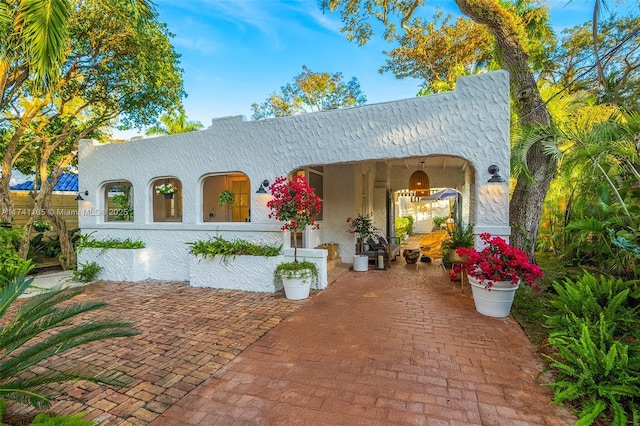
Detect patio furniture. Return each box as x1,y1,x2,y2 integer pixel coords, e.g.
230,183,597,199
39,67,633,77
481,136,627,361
358,235,401,268
418,230,449,271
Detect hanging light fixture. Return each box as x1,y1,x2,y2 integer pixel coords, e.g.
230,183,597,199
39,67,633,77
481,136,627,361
408,160,430,197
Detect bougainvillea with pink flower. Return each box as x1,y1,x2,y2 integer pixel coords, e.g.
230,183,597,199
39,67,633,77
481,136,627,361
267,175,322,262
453,233,543,290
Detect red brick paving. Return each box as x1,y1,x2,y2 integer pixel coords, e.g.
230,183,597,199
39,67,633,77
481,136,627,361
153,264,576,425
4,281,307,425
6,264,576,425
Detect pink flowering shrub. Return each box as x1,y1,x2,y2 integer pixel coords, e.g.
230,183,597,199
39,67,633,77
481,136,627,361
453,233,543,290
267,175,322,262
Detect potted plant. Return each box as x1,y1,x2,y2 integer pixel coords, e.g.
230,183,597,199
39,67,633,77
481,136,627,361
442,222,475,280
218,189,235,205
346,212,379,271
267,175,322,300
155,183,176,199
32,220,52,233
454,233,543,317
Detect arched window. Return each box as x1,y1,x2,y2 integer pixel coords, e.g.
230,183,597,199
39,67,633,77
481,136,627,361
152,178,182,222
104,181,133,222
202,173,250,222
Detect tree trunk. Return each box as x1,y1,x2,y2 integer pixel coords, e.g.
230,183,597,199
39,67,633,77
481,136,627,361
454,0,556,256
0,174,13,223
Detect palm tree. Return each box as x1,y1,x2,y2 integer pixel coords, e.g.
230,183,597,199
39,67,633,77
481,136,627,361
0,274,139,408
146,110,204,135
0,0,154,92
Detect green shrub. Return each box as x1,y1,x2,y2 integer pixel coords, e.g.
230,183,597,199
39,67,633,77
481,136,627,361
546,319,640,425
546,271,639,341
186,236,282,263
0,227,34,287
395,216,414,241
77,233,144,252
545,271,640,424
29,412,93,425
73,261,103,283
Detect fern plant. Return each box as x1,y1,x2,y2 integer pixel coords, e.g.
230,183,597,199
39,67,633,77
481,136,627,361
73,261,104,283
546,319,640,425
0,274,139,409
546,272,639,341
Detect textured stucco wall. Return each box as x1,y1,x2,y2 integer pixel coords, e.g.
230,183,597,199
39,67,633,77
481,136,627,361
78,71,511,283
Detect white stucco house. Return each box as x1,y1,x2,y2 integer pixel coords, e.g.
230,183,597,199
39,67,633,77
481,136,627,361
76,71,511,291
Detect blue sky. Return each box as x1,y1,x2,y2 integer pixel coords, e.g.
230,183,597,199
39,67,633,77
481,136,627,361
116,0,638,139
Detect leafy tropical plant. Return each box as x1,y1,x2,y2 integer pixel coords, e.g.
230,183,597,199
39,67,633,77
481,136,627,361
347,212,378,239
218,190,235,206
274,260,318,280
73,261,104,283
432,215,449,231
25,412,93,425
545,319,640,425
186,236,282,263
0,274,139,409
394,216,414,241
546,271,639,341
145,109,204,135
442,221,475,259
0,228,32,288
77,233,145,252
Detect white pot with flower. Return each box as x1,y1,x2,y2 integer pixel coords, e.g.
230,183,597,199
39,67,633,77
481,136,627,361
454,233,544,317
155,183,176,199
267,175,322,300
346,212,379,272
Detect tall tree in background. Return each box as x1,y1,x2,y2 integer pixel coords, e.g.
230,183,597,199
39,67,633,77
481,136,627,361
322,0,564,254
251,66,366,120
146,109,204,135
0,0,184,267
553,16,640,112
0,0,154,91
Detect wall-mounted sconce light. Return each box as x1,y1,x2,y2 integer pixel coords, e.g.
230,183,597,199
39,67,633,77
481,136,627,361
75,190,89,201
487,165,506,183
256,179,270,194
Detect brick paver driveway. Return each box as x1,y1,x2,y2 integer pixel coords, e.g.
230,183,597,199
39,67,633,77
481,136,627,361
5,264,576,425
5,281,308,425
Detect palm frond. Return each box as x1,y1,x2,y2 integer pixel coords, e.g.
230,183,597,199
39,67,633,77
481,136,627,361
512,124,563,180
15,0,71,88
0,275,139,409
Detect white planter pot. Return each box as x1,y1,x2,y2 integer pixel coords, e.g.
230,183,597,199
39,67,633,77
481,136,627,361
468,275,519,318
352,255,369,272
282,273,312,300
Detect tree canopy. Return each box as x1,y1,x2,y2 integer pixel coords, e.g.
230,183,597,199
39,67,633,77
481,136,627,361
146,109,204,136
251,66,366,120
0,0,185,266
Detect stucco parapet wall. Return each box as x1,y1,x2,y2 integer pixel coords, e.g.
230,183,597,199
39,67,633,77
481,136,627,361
77,71,509,196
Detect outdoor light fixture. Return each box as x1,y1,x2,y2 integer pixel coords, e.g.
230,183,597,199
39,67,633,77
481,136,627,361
256,179,270,194
487,165,506,183
75,190,88,201
408,160,430,197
